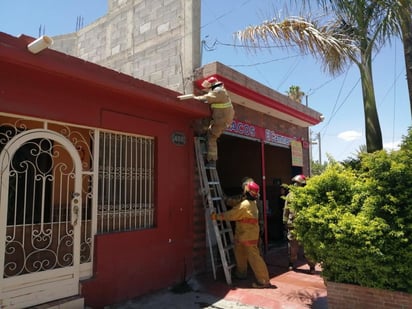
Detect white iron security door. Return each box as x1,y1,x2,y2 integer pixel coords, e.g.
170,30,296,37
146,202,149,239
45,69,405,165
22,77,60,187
0,129,82,308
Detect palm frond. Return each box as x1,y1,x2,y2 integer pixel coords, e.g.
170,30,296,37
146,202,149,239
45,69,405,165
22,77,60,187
236,16,358,75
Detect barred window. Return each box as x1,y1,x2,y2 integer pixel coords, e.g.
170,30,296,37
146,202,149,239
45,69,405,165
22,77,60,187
97,131,155,233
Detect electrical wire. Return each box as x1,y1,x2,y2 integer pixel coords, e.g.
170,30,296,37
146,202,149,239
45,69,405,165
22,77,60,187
320,77,361,136
201,0,254,29
276,57,300,90
213,39,297,50
227,54,301,67
320,69,350,134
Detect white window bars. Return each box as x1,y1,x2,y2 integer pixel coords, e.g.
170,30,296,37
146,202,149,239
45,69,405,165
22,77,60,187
97,131,155,233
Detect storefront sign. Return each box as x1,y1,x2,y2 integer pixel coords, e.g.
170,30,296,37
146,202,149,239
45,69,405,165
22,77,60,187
290,140,303,167
264,129,291,147
226,120,295,147
227,120,257,139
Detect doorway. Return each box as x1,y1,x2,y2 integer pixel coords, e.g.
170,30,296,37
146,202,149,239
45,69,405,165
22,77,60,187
0,129,82,307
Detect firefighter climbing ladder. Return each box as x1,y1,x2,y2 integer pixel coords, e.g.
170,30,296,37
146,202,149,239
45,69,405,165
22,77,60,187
194,137,236,285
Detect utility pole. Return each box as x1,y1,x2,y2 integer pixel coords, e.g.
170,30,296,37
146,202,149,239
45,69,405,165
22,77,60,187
309,129,313,176
317,132,322,164
310,131,322,164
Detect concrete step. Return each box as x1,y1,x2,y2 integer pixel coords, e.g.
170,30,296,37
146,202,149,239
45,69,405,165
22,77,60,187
29,296,84,309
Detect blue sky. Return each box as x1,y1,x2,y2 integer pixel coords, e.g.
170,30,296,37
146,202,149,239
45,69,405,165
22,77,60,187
1,1,410,162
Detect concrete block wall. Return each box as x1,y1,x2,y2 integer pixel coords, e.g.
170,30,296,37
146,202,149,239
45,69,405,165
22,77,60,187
52,0,201,94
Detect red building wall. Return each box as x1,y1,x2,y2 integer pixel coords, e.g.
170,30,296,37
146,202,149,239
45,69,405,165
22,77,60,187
0,33,209,307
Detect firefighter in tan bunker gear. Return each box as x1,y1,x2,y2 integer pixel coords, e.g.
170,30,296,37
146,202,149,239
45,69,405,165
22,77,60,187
194,76,234,162
223,177,256,208
211,181,276,289
283,174,316,274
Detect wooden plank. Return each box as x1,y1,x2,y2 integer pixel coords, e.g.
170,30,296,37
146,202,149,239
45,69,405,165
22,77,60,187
177,94,195,100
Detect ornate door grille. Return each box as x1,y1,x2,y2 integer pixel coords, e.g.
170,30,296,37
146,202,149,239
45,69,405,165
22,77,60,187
3,137,76,277
0,116,94,279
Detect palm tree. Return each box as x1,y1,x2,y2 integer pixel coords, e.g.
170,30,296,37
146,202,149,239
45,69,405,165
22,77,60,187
399,1,412,118
380,0,412,118
286,85,305,104
236,0,401,153
332,0,412,117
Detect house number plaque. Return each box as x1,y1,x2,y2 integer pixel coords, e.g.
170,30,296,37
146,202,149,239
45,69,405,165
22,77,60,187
171,132,186,145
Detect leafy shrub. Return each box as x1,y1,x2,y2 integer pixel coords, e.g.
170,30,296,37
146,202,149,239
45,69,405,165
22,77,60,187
289,128,412,293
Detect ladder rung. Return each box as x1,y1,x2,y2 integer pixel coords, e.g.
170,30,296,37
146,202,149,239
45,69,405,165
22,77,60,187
219,228,232,234
208,181,220,185
215,259,235,267
211,197,222,201
224,244,235,251
216,263,236,269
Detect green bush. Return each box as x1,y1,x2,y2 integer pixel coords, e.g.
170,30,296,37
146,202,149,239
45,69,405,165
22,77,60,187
289,128,412,293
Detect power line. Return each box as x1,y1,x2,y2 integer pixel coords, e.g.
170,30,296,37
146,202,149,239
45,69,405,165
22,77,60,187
201,39,304,66
201,38,299,58
320,77,360,137
276,57,300,90
228,54,301,67
327,70,350,124
212,39,297,50
201,0,254,29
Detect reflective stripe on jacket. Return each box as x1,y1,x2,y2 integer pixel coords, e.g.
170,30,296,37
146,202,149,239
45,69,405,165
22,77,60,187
211,102,232,109
220,199,260,245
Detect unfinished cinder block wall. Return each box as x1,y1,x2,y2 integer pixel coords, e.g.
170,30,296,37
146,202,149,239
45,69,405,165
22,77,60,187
51,0,201,94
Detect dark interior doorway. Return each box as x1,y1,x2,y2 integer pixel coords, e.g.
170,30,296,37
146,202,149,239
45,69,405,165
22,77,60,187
217,134,294,244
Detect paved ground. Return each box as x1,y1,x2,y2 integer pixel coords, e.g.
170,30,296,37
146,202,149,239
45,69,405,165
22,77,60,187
107,243,328,309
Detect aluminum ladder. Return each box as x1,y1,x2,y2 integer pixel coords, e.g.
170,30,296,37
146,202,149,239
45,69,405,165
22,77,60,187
194,137,236,285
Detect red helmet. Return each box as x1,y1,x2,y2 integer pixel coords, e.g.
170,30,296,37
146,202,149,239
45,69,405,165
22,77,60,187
241,177,254,190
206,76,219,84
246,181,260,198
201,76,223,89
292,174,306,185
